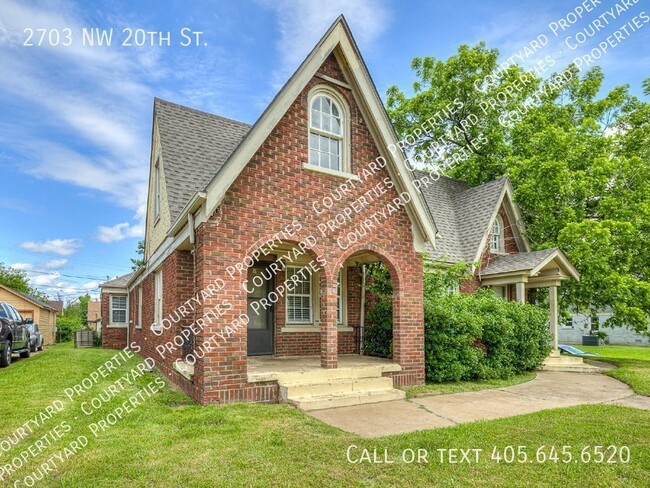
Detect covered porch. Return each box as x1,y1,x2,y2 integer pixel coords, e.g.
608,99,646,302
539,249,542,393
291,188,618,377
481,248,579,352
480,248,598,371
245,241,423,378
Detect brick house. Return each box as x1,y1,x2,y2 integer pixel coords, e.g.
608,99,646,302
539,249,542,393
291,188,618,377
100,17,581,408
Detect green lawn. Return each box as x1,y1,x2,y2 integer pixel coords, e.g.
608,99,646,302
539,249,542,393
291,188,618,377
402,372,536,399
581,345,650,396
1,344,649,487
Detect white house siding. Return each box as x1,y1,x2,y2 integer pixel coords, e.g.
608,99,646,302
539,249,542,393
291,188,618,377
559,312,650,346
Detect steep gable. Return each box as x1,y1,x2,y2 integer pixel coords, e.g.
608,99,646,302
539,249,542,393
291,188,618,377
417,172,529,263
200,16,438,247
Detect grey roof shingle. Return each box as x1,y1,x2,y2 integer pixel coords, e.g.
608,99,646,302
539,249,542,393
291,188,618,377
481,248,558,276
415,171,507,263
155,98,251,224
100,272,134,288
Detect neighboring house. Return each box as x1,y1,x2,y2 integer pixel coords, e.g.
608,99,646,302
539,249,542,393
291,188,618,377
99,273,134,349
99,17,579,407
87,300,102,329
0,284,58,345
560,310,650,346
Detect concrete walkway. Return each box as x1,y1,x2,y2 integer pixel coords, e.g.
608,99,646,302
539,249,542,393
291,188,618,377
308,371,650,437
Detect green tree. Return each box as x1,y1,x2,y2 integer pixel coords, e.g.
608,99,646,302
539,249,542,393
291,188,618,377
131,240,145,270
0,262,49,301
389,45,650,334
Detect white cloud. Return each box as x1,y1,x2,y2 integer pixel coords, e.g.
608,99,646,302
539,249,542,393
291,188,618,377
96,222,143,243
43,259,68,270
10,262,33,271
31,272,61,287
82,281,99,291
20,238,82,256
259,0,390,84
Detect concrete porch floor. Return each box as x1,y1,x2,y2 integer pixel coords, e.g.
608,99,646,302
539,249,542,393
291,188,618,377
247,354,400,383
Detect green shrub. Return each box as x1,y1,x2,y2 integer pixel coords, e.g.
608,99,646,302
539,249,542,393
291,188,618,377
424,296,482,381
363,298,393,358
56,316,83,343
424,291,550,382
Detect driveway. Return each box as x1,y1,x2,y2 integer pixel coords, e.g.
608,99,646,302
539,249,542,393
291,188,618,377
308,371,650,437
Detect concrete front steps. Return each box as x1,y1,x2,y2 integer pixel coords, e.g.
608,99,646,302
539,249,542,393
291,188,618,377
540,351,603,373
275,364,405,411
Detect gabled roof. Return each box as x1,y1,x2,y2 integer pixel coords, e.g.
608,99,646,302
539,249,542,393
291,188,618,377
152,16,438,247
481,247,580,280
155,99,251,223
47,300,63,312
100,272,134,289
417,171,514,262
0,284,57,311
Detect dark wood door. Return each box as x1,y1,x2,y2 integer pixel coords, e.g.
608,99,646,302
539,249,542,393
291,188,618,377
247,266,274,355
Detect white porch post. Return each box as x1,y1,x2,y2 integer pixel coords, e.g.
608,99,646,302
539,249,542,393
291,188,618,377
549,284,559,353
515,282,526,304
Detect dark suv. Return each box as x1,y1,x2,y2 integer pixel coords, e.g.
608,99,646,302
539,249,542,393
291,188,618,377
0,302,31,367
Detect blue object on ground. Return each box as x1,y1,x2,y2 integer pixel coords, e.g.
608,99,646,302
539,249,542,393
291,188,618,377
559,344,602,357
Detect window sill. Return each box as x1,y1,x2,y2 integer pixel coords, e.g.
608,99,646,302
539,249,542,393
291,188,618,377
302,163,359,180
107,324,128,328
281,325,352,333
490,251,509,256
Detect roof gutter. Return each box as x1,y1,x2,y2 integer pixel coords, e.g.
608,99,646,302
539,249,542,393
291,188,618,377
168,191,206,237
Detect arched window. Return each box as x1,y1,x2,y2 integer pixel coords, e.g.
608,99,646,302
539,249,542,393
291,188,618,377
490,215,504,252
309,92,345,171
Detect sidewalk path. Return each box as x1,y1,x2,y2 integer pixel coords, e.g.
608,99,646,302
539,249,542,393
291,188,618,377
308,371,650,437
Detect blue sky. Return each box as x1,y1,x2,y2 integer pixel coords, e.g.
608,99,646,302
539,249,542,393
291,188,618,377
0,0,648,302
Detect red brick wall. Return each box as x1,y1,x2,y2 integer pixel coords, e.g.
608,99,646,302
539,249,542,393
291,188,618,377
127,250,204,402
100,293,128,349
102,326,127,349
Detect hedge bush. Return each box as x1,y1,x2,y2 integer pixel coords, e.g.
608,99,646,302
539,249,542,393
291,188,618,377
425,290,550,382
56,316,83,343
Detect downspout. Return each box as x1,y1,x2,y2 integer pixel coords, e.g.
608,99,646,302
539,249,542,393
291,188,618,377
359,264,366,355
126,289,130,349
188,212,197,363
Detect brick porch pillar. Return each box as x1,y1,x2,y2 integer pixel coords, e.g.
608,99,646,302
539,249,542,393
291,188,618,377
320,273,338,368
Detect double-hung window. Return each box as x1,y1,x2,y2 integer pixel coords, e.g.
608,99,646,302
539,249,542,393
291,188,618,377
309,94,343,171
286,267,312,324
111,296,127,324
490,215,504,252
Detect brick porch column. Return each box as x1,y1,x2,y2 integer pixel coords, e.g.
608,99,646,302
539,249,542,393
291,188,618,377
320,275,338,369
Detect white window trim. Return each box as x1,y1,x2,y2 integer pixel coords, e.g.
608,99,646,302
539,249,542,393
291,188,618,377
490,215,505,253
337,267,347,326
282,268,351,332
154,270,163,329
154,157,161,222
137,286,143,329
109,294,128,327
285,266,313,325
306,86,351,175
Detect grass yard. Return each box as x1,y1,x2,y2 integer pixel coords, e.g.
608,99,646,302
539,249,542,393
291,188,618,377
0,344,649,487
402,372,536,399
581,345,650,396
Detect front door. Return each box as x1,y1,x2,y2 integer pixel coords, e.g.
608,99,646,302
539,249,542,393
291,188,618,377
247,265,274,355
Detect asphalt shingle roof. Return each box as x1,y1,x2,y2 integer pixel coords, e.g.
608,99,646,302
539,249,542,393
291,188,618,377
415,171,507,263
0,285,57,311
481,248,558,276
101,272,135,288
155,98,251,224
